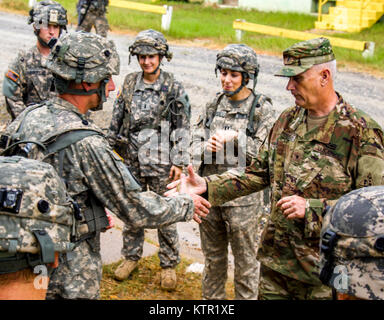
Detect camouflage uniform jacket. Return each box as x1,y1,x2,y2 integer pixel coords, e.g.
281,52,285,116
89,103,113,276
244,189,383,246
5,97,194,240
205,93,384,285
108,70,190,177
192,90,275,206
3,45,57,120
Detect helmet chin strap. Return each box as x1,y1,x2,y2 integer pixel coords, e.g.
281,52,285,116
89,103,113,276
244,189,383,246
35,27,65,49
54,76,109,111
223,72,248,97
149,56,162,75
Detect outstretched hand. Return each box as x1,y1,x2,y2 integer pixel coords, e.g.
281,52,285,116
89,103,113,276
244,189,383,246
165,164,207,196
165,164,210,223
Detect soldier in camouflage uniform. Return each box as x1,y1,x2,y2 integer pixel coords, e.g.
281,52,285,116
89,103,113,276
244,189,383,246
191,44,276,300
2,0,67,120
76,0,109,38
167,37,384,299
108,29,190,290
319,186,384,300
2,31,202,299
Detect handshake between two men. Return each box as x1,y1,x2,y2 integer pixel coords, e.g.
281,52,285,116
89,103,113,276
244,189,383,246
165,127,308,224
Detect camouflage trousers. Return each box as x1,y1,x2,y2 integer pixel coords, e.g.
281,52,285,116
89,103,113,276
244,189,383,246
77,11,109,38
46,239,102,300
121,175,180,269
258,265,332,300
199,204,265,300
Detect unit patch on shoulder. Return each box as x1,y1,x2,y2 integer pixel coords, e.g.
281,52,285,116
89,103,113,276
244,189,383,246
5,70,19,83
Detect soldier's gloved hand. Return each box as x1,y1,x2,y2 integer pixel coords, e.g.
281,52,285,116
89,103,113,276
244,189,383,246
276,195,307,219
206,129,238,152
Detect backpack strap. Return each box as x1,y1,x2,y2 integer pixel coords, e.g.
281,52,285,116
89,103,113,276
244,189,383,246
246,92,272,138
119,72,140,136
204,92,225,129
45,129,102,178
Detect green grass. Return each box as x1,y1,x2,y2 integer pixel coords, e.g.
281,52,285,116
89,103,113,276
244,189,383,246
101,254,235,300
1,0,383,75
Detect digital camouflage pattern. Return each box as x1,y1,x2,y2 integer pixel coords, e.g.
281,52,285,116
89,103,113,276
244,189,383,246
275,37,335,77
46,240,102,299
76,0,109,38
3,46,57,120
47,31,119,83
191,73,276,298
216,44,259,80
0,156,74,255
320,186,384,300
4,97,194,298
199,205,261,299
108,70,190,176
28,0,68,29
128,29,173,62
205,93,384,288
109,35,188,270
121,176,180,269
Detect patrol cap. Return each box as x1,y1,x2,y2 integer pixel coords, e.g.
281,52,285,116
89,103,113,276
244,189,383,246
320,186,384,300
275,37,335,77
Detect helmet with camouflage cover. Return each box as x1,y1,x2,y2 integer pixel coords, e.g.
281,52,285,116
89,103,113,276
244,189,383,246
28,0,67,30
47,31,120,109
128,29,173,64
319,186,384,300
0,156,75,274
216,44,260,95
28,0,68,49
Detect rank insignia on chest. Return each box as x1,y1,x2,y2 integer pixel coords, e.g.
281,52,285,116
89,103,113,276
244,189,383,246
6,69,19,83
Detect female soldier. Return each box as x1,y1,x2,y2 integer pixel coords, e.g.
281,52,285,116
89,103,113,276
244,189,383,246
108,29,190,290
191,44,276,299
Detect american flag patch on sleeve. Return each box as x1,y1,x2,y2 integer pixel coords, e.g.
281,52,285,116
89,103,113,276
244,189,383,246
5,70,19,83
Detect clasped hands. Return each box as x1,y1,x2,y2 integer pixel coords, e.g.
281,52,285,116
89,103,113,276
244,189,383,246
165,164,210,223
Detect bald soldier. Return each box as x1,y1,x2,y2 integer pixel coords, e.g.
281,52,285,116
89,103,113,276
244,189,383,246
166,37,384,300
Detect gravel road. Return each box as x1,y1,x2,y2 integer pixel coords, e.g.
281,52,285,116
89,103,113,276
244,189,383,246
0,11,383,269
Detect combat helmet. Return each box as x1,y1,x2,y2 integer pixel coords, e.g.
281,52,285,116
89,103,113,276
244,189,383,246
216,44,260,96
47,31,120,110
28,0,67,32
128,29,173,64
28,0,68,49
319,186,384,300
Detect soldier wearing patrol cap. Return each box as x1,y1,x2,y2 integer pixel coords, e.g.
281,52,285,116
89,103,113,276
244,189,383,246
191,44,276,300
319,186,384,300
108,29,190,290
2,0,68,121
166,37,384,299
3,31,207,300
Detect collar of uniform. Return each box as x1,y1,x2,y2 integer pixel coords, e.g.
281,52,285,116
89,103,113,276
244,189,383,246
301,92,344,144
51,96,86,117
135,69,164,92
31,45,44,66
222,91,254,114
